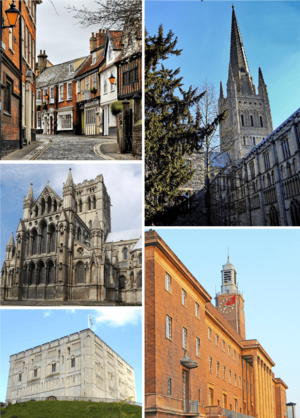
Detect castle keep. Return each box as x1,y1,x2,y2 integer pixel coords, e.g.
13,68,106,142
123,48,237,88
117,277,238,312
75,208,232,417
6,329,137,403
1,170,142,305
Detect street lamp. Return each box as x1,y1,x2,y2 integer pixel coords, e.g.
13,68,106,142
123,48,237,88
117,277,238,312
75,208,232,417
0,0,21,160
44,92,49,102
180,350,198,369
286,403,296,418
108,73,116,85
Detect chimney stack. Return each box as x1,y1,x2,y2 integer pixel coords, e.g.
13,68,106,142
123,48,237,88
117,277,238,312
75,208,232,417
90,33,97,53
37,50,48,75
96,29,106,48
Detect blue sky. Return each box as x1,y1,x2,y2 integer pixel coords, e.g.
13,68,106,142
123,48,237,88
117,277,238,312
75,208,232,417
0,163,142,268
149,228,300,411
0,308,142,403
146,1,300,131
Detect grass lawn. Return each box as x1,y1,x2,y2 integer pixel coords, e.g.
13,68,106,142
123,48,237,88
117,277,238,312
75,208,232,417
0,400,142,418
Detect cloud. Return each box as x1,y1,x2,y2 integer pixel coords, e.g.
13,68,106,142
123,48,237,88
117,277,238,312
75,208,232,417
66,309,76,314
43,311,51,317
93,308,142,327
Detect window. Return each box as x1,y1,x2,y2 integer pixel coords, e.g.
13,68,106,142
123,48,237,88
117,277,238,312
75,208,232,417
196,337,200,357
208,388,214,406
34,368,37,377
208,328,211,341
216,361,219,377
86,76,90,90
250,115,254,126
29,32,32,66
71,357,75,368
253,137,256,145
264,152,270,171
123,247,128,260
182,327,187,349
110,71,115,92
76,262,84,284
92,73,97,89
37,112,41,129
166,315,172,339
165,273,171,292
209,356,212,373
215,334,219,346
241,114,244,126
167,378,172,396
238,354,240,364
104,74,107,94
9,27,13,50
195,302,199,318
37,89,41,100
260,116,263,127
19,373,22,381
282,139,290,160
243,136,246,145
59,84,64,102
92,52,96,65
239,376,241,389
250,162,255,180
233,350,236,360
50,86,54,103
223,394,227,409
123,67,138,85
77,80,81,93
223,365,226,381
228,346,231,357
25,26,28,61
229,369,232,384
67,82,72,100
69,63,74,73
3,77,12,114
182,289,186,306
52,363,56,373
234,373,237,386
61,114,72,129
222,340,225,352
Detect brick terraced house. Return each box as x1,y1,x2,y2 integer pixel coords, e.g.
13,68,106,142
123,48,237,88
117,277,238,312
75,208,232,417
1,0,42,157
5,328,137,403
145,230,288,418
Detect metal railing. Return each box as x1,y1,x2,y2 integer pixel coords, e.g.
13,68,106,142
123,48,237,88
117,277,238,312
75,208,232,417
9,396,141,407
223,408,253,418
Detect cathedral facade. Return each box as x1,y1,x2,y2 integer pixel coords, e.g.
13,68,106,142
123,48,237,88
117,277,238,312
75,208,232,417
6,329,137,403
1,170,142,305
145,230,288,418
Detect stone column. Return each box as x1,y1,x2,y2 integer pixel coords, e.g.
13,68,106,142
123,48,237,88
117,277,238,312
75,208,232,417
259,359,263,418
253,356,260,418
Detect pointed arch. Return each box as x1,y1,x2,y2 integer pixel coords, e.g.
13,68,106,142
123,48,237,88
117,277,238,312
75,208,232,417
93,196,96,210
137,270,142,288
290,200,300,226
37,261,46,285
123,247,128,260
28,262,36,285
79,200,83,212
32,229,38,255
40,221,47,254
48,260,55,284
47,196,52,213
77,227,82,241
34,206,39,217
49,224,56,253
269,205,279,226
76,261,85,284
119,275,125,290
87,196,91,211
89,220,92,230
41,198,46,215
53,200,57,212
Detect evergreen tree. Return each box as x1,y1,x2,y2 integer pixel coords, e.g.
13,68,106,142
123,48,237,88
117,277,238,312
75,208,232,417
145,25,225,225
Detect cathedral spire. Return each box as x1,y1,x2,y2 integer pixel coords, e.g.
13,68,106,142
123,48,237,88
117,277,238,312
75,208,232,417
65,168,74,186
229,6,250,81
220,81,224,99
25,183,34,201
258,67,265,85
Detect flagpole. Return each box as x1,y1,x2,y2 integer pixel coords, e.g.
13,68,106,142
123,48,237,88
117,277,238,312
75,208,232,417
88,314,90,329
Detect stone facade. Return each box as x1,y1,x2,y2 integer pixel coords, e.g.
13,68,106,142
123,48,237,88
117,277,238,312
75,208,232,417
145,230,288,418
6,328,137,403
1,170,142,305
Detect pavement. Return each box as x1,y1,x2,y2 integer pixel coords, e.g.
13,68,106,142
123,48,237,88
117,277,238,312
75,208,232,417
1,134,136,161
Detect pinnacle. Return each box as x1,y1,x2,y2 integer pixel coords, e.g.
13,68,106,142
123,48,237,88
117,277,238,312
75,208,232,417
258,67,265,85
229,6,250,79
25,183,34,201
220,81,224,99
65,168,74,187
92,213,101,230
7,233,15,247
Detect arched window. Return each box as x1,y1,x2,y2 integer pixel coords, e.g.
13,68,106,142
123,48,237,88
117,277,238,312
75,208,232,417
28,263,35,285
93,196,96,209
123,248,128,260
38,262,46,285
88,197,91,211
262,176,265,188
241,115,244,126
41,222,47,254
281,165,285,180
139,253,142,265
77,227,82,241
32,229,38,255
137,271,142,288
41,199,45,215
76,262,84,284
260,116,263,127
71,356,75,368
293,158,298,175
79,200,83,212
253,137,255,146
250,116,253,126
34,206,39,217
271,171,275,185
48,260,55,284
269,206,279,226
47,196,52,213
67,347,70,355
267,173,271,187
290,200,300,226
53,200,57,212
119,276,125,290
49,225,56,253
89,220,92,230
287,162,292,178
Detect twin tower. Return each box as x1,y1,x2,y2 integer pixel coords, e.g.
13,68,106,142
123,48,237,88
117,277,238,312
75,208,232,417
219,6,274,163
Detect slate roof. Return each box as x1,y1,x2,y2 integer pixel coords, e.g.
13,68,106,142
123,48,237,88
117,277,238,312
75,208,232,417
36,57,88,88
105,229,141,244
132,237,142,251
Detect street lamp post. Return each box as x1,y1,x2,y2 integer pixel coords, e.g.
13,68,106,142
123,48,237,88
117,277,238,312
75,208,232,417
286,403,296,418
0,0,21,159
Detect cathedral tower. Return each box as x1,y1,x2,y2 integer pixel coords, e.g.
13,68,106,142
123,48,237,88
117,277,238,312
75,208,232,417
219,6,273,163
216,255,246,339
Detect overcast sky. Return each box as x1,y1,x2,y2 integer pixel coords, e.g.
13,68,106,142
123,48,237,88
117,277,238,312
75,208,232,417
0,308,142,403
0,162,142,267
36,0,106,64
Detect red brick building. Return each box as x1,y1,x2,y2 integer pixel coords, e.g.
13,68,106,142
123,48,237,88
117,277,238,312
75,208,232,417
145,230,288,418
1,0,42,157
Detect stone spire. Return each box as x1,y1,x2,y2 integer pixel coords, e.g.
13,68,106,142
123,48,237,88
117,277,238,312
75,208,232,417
7,233,15,247
220,81,224,99
229,6,250,80
65,168,74,186
258,67,265,85
25,183,34,201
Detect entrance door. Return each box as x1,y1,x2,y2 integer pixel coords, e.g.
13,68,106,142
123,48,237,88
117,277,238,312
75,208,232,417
182,370,189,412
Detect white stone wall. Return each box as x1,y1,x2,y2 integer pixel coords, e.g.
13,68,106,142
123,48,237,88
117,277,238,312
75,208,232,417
6,329,137,404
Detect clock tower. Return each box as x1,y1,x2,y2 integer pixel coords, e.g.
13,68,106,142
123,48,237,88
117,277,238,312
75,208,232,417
216,256,246,340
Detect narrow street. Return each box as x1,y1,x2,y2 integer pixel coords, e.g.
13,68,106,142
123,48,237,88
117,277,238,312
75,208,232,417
2,135,135,161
